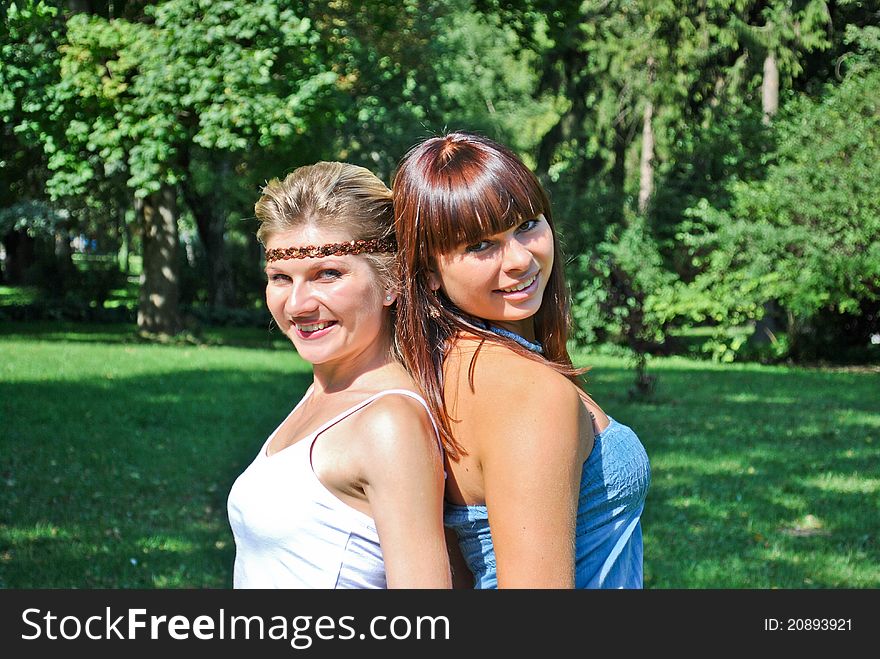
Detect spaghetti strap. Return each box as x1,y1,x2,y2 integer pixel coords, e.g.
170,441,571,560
310,389,444,457
373,390,444,456
262,384,314,451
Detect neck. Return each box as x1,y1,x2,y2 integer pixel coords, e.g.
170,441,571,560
310,337,398,396
492,319,537,342
475,318,544,354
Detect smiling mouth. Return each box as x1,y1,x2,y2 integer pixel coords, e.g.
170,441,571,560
497,274,538,293
295,321,336,334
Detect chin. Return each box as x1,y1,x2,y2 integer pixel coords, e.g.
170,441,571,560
298,354,330,367
289,342,322,360
506,304,542,320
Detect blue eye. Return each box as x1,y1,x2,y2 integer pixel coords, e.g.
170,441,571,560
464,240,492,253
268,273,290,282
318,269,342,279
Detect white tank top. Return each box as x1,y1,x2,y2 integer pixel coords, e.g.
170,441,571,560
227,388,440,589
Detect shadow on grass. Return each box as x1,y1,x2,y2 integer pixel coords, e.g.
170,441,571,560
1,329,878,588
0,367,312,588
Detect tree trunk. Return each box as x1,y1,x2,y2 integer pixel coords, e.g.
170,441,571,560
610,124,628,226
182,184,235,309
54,223,76,289
762,51,779,125
119,207,130,274
246,227,262,266
2,230,36,284
180,152,236,309
756,50,781,344
205,212,235,308
67,0,92,13
638,99,655,215
137,184,181,335
536,117,566,179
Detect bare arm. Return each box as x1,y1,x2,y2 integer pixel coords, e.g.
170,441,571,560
359,396,452,589
467,354,586,588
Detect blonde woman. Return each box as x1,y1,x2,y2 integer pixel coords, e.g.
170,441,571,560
227,162,451,588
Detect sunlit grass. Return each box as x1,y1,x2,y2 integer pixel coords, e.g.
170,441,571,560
573,346,879,589
0,286,40,305
1,522,74,543
804,474,880,495
1,322,878,588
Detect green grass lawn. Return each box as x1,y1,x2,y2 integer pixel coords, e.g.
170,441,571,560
1,322,878,588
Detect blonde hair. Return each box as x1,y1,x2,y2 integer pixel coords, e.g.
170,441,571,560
255,162,396,293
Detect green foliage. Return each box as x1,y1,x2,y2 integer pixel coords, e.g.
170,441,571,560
0,1,64,222
652,102,771,251
0,1,62,138
0,199,66,236
308,0,446,176
47,1,338,199
841,21,880,74
2,1,877,365
729,0,832,78
571,216,680,396
431,2,555,154
306,0,550,180
572,217,675,350
676,39,880,359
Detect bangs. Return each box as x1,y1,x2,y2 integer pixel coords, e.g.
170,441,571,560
400,138,550,255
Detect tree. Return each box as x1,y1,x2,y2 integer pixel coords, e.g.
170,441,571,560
729,1,831,123
0,1,66,285
676,25,880,360
45,1,339,332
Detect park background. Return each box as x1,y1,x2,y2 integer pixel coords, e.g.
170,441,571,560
1,0,877,588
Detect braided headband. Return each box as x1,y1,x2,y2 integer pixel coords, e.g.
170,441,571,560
265,237,397,263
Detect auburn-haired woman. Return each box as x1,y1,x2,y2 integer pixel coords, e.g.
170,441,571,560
392,132,651,588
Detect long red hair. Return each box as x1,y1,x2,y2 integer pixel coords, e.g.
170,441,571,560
392,131,585,460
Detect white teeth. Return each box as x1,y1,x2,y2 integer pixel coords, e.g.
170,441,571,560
500,275,537,293
296,321,333,332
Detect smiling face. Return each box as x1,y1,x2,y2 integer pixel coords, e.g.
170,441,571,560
429,215,554,337
264,226,394,368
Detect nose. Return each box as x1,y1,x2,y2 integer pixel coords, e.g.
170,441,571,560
501,234,534,273
283,280,319,317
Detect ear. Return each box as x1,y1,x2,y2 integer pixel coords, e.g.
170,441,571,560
383,290,397,307
427,269,441,292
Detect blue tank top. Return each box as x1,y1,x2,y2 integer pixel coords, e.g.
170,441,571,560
444,417,651,588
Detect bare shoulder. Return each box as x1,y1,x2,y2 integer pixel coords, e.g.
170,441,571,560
350,392,444,492
355,392,441,458
444,338,582,458
447,337,578,406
